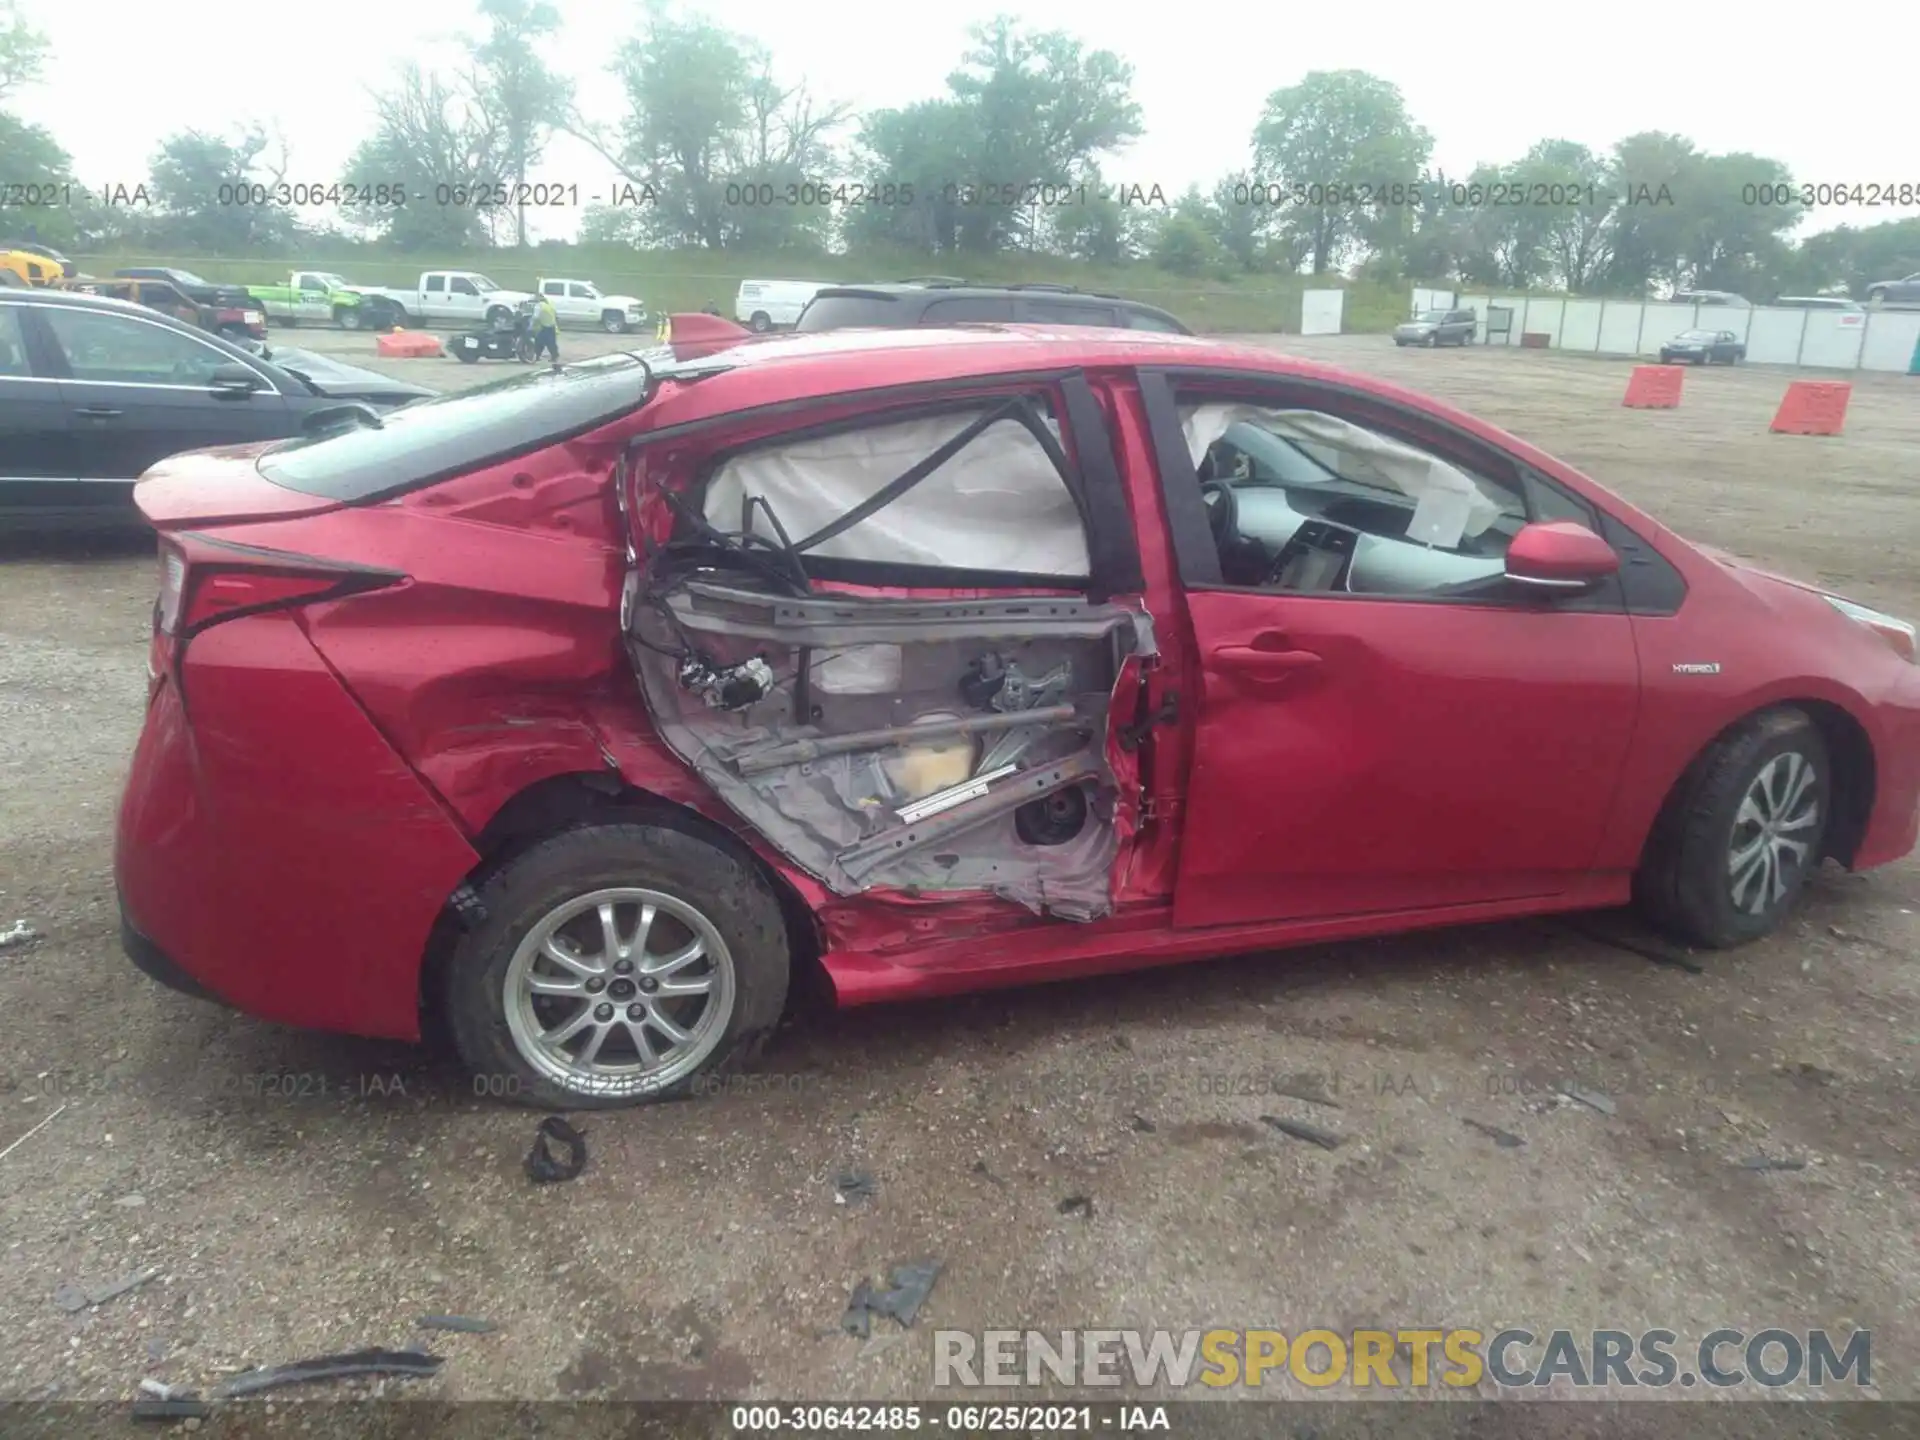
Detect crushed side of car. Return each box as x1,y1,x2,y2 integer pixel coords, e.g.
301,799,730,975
619,397,1156,922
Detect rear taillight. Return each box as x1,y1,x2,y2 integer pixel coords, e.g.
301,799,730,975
153,536,404,643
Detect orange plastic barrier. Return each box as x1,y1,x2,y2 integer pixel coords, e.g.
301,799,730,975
375,331,444,359
1770,380,1851,436
1622,365,1684,408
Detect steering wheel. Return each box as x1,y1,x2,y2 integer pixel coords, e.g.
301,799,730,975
1199,480,1238,552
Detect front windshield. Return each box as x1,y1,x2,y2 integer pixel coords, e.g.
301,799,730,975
316,273,351,288
169,270,210,286
1416,310,1448,322
1675,330,1715,341
469,275,502,292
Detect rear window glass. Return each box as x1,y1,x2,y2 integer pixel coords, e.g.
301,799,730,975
794,293,902,331
256,351,663,502
1124,308,1191,335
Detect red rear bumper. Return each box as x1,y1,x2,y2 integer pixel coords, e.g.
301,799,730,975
114,610,480,1040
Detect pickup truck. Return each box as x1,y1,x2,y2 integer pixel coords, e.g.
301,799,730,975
535,277,646,333
247,272,373,329
352,271,538,331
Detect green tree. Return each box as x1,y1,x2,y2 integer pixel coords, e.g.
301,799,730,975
1600,131,1696,292
1674,152,1802,292
1513,140,1616,290
471,0,572,248
0,0,49,104
845,100,976,254
1252,71,1432,274
146,128,298,254
1046,164,1140,264
342,64,507,250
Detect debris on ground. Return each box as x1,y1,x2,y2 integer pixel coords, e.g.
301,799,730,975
969,1159,1007,1188
1462,1118,1525,1149
0,1101,67,1164
1056,1194,1095,1219
0,919,43,950
834,1170,876,1206
1259,1115,1343,1150
1274,1075,1343,1108
55,1266,159,1313
210,1347,444,1399
416,1314,499,1334
137,1379,186,1400
1560,1085,1618,1117
130,1395,214,1423
524,1117,587,1183
1738,1155,1808,1172
840,1259,943,1339
1128,1113,1156,1133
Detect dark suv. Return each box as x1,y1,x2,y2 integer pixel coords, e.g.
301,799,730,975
794,280,1191,335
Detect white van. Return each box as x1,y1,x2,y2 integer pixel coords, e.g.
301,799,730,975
735,279,833,332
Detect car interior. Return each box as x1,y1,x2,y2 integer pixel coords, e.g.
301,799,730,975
1183,403,1531,598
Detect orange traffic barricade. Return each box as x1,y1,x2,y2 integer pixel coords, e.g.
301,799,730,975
375,331,444,358
1623,365,1684,408
1770,381,1851,436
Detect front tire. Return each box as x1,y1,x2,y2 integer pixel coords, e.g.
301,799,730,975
442,823,791,1109
601,310,628,333
1634,708,1830,949
749,310,773,333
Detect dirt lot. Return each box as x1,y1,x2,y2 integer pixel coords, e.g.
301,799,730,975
2,331,1917,1420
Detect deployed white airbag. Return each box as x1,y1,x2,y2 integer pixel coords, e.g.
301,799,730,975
1180,402,1502,541
704,410,1091,576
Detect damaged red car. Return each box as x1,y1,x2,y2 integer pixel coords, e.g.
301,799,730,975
115,321,1920,1107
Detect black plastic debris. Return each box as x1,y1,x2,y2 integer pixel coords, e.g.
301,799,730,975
1057,1194,1095,1219
1739,1155,1808,1172
55,1266,159,1313
131,1396,213,1423
1128,1113,1156,1134
970,1159,1007,1188
1560,1085,1618,1117
1463,1118,1525,1149
1260,1115,1343,1150
416,1314,499,1334
834,1170,877,1206
210,1347,444,1399
524,1116,587,1183
841,1259,943,1339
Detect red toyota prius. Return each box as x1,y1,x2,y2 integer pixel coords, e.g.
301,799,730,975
115,322,1920,1107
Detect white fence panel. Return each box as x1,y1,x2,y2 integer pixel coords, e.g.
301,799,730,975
1301,289,1346,336
1596,303,1643,354
1412,287,1455,314
1638,304,1697,354
1698,305,1753,338
1745,310,1806,365
1492,297,1532,344
1520,299,1566,346
1559,299,1604,352
1800,312,1866,369
1860,310,1920,372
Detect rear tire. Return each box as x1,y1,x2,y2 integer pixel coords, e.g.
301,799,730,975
750,310,773,333
442,823,791,1109
1633,708,1830,949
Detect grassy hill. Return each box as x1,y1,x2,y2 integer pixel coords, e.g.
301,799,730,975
65,243,1410,333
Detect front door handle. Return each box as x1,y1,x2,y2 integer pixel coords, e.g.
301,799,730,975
1213,644,1322,676
74,406,124,419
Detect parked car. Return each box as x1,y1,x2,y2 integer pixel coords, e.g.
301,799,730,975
352,271,539,331
246,271,372,329
1659,329,1746,365
1864,273,1920,307
0,243,75,287
1394,308,1477,347
735,279,834,331
1670,290,1751,308
536,277,646,333
794,281,1192,334
113,322,1920,1109
0,288,433,526
1771,296,1865,313
66,276,268,342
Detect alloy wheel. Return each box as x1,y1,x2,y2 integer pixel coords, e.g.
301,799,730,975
1727,752,1820,916
503,887,736,1097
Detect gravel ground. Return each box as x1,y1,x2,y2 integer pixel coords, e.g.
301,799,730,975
1,331,1917,1421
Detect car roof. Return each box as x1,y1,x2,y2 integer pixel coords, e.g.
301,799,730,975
0,286,201,315
813,282,1136,303
641,324,1488,435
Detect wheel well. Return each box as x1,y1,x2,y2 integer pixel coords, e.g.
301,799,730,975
417,774,823,1036
1639,700,1876,874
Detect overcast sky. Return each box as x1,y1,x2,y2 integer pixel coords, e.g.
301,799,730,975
11,0,1914,243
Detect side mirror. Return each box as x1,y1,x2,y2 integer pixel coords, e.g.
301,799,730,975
208,365,263,398
1505,520,1620,591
